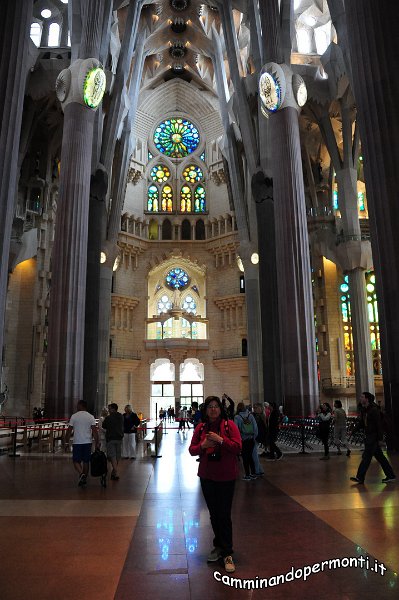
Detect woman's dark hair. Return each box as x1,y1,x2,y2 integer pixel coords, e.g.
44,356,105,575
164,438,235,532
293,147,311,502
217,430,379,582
363,391,375,404
334,400,342,408
236,402,246,413
203,396,227,421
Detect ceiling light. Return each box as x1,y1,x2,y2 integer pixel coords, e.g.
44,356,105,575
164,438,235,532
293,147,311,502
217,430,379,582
41,9,52,18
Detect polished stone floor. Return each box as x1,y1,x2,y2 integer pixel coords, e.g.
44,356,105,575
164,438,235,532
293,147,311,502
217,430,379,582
0,428,398,599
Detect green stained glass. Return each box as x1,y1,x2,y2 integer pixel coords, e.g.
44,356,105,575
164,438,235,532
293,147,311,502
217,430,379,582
183,165,203,183
148,185,159,211
151,164,170,183
194,185,206,212
180,185,192,212
358,191,365,211
154,118,200,158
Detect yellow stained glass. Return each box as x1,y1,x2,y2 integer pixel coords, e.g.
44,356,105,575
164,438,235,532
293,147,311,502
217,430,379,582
162,185,173,212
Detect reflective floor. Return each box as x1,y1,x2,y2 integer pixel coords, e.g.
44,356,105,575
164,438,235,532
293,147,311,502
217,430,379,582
0,428,398,599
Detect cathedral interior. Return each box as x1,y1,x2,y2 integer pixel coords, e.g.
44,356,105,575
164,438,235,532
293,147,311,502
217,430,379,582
0,1,398,599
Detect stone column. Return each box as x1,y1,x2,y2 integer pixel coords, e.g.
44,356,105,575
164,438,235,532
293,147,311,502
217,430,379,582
344,1,399,446
0,0,32,373
270,96,319,416
45,0,108,417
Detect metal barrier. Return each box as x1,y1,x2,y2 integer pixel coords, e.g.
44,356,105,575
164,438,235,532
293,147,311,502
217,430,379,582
277,416,364,452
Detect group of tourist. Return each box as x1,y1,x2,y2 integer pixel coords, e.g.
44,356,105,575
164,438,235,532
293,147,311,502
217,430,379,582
65,390,396,576
65,401,140,486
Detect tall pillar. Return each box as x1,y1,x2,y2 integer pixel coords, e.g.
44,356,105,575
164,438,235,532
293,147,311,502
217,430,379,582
0,0,32,375
348,269,374,396
264,64,318,416
344,2,399,446
335,167,374,395
45,0,108,417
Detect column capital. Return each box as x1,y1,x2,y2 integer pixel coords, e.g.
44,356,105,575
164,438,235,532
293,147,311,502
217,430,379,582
259,62,307,116
56,58,107,112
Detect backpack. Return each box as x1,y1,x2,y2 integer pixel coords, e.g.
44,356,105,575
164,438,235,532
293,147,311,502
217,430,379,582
90,449,108,477
240,414,254,436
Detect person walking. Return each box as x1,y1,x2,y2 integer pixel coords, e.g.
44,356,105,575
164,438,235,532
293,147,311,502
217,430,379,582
317,402,332,460
267,402,283,460
122,404,140,459
234,402,258,480
350,392,396,484
65,400,99,487
333,400,351,456
102,403,124,480
189,396,241,573
98,407,108,453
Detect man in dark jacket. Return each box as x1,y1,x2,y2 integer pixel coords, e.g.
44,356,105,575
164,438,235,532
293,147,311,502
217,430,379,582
102,403,124,480
350,392,396,484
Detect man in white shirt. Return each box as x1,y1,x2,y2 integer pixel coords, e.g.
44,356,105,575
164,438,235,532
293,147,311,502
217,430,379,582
65,400,99,486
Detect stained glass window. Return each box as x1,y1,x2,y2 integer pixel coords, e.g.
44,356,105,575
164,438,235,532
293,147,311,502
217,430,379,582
182,295,196,314
200,151,205,162
154,118,200,158
148,185,159,211
340,275,353,376
158,294,172,313
366,271,381,374
180,185,192,212
166,268,190,289
333,189,339,210
148,151,153,160
358,191,365,212
161,185,173,212
183,165,203,183
151,164,171,183
339,271,381,376
194,185,206,213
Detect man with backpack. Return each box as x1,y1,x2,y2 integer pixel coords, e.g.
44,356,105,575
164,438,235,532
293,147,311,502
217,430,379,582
234,402,258,480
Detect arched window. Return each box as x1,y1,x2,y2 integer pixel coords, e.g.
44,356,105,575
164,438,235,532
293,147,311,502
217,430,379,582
161,185,173,212
162,219,172,240
145,117,207,216
181,219,191,240
48,22,60,46
194,184,206,212
149,219,158,240
195,219,205,240
148,185,159,212
30,23,42,47
180,186,192,212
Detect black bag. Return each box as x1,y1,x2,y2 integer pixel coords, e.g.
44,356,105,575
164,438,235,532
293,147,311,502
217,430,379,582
90,449,108,477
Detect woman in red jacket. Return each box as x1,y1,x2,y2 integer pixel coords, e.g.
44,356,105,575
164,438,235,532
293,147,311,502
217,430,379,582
189,395,242,573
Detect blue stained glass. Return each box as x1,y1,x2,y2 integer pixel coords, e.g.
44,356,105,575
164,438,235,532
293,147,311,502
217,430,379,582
154,118,200,158
358,191,365,211
194,184,206,213
166,268,190,289
333,190,339,210
148,185,159,211
200,151,205,162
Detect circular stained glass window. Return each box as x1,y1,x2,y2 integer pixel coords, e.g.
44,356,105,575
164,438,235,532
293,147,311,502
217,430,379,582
166,268,190,289
183,165,203,183
150,164,171,183
154,118,200,158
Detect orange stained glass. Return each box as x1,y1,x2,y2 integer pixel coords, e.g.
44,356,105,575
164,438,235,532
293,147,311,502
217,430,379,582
180,185,192,212
162,185,173,211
